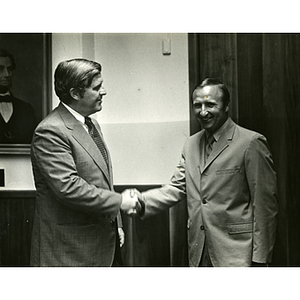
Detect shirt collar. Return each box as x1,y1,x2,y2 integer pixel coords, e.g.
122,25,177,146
61,101,85,125
0,91,11,97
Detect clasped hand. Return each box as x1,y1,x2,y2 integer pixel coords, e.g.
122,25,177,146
121,188,142,216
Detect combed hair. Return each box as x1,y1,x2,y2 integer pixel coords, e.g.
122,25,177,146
54,58,102,103
0,48,16,69
193,78,230,107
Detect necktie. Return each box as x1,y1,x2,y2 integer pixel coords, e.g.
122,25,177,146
206,134,215,161
85,117,109,165
0,95,12,103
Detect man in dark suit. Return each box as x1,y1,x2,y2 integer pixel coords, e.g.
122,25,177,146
0,48,37,144
31,58,140,266
137,78,278,267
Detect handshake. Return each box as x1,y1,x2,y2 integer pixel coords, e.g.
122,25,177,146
120,189,145,217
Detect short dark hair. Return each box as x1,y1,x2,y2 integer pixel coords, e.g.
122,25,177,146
193,78,230,107
54,58,102,103
0,48,16,69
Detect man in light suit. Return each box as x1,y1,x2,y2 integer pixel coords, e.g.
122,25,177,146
30,58,139,266
137,78,278,267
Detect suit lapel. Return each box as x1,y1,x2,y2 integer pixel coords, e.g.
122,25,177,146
201,118,236,173
73,125,111,180
203,133,229,170
57,103,111,187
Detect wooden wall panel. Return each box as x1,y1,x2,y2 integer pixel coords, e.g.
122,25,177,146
169,199,188,266
237,34,264,134
188,34,201,135
262,34,289,265
120,211,170,266
262,34,300,265
0,191,35,266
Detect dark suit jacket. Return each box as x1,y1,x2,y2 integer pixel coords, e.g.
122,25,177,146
0,95,37,144
30,103,122,266
142,118,278,267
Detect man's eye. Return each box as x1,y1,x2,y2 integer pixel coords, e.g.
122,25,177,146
94,85,101,91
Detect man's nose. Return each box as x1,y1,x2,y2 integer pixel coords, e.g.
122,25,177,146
199,105,208,116
100,87,107,95
3,68,10,77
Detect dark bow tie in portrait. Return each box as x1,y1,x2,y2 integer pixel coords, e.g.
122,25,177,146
0,95,12,103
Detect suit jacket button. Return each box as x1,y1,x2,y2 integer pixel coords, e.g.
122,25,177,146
200,225,204,230
202,199,207,204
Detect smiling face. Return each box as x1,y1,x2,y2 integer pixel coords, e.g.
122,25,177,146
74,73,107,117
192,85,229,134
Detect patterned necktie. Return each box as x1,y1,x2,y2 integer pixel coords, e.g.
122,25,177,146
206,134,215,161
85,117,109,165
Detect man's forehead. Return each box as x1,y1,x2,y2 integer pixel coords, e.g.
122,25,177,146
193,85,222,99
0,56,13,67
92,73,103,83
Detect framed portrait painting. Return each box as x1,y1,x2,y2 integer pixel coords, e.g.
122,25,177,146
0,33,52,154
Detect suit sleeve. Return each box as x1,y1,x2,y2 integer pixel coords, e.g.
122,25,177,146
141,143,187,218
244,134,279,263
31,123,122,219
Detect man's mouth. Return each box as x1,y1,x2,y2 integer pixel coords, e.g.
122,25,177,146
0,80,9,85
200,117,212,123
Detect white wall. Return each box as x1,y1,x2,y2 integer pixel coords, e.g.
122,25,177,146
0,33,189,190
93,33,189,184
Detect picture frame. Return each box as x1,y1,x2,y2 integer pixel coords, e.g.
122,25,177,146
0,33,52,154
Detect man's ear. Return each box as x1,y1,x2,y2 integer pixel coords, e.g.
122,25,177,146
225,102,230,112
69,88,81,101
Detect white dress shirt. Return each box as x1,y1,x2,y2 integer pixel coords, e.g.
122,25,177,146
61,101,89,133
0,91,13,123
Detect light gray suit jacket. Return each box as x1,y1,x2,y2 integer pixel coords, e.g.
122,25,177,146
142,118,278,267
31,103,122,266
